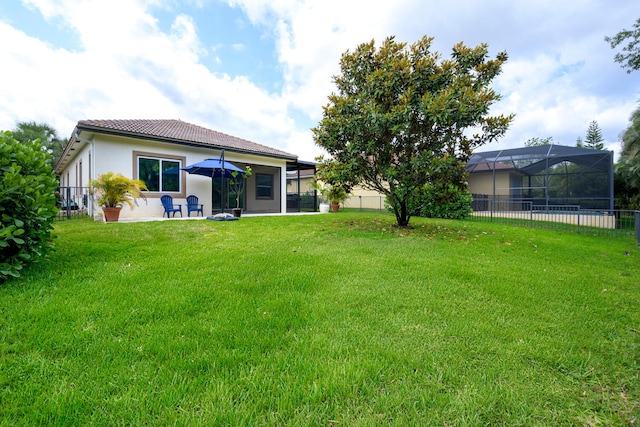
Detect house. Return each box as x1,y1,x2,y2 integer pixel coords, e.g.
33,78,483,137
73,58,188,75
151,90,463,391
54,119,315,219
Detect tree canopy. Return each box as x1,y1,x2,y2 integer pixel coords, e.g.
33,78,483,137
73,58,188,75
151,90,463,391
615,104,640,208
605,17,640,73
577,120,605,150
11,121,66,167
585,121,605,150
524,137,555,147
312,36,513,226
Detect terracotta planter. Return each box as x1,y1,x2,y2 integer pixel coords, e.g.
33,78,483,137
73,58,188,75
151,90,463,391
331,203,340,212
102,206,122,222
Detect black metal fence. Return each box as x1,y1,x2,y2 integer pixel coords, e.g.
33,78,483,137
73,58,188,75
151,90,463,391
56,186,91,220
470,196,639,244
342,194,639,245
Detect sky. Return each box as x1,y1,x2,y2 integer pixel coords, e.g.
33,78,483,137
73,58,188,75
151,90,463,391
1,0,639,162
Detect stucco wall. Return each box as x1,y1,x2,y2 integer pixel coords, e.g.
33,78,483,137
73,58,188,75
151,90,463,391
468,172,512,197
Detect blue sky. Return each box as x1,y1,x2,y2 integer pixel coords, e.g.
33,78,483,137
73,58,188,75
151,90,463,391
1,0,639,161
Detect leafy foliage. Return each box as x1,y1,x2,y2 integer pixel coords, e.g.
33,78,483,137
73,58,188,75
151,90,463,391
605,17,640,73
411,183,473,220
11,121,67,168
229,166,252,209
0,131,59,281
89,172,148,208
524,136,555,147
316,183,348,205
313,160,351,204
615,105,640,208
409,154,473,219
312,36,513,226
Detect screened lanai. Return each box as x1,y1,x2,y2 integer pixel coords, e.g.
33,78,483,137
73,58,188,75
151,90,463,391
467,145,614,211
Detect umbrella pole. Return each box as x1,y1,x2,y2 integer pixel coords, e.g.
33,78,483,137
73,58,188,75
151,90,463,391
211,169,215,216
221,150,225,213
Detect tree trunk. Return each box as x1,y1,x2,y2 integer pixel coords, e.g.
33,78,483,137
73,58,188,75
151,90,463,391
396,201,410,227
391,196,410,227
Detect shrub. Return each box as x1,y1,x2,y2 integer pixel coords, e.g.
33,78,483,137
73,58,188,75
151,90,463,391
412,183,473,220
0,131,59,281
392,154,473,221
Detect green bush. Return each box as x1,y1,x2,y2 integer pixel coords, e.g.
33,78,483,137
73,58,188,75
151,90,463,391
0,131,59,281
412,183,473,220
403,155,473,221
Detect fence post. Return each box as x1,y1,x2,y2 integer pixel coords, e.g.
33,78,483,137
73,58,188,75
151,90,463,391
529,202,533,228
65,186,72,220
490,199,494,222
636,211,640,247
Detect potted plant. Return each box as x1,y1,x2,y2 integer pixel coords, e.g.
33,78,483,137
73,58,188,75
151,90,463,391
312,157,352,213
229,166,252,218
312,180,348,213
89,172,148,222
326,184,348,212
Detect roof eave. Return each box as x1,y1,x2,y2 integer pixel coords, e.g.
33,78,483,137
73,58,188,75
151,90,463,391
75,123,298,161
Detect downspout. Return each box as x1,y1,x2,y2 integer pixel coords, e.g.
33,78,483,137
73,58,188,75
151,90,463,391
281,164,287,213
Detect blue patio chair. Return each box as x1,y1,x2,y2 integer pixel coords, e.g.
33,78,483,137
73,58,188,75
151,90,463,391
161,195,182,218
186,195,204,217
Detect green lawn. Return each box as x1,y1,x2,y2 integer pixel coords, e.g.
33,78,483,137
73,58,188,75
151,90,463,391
1,213,639,426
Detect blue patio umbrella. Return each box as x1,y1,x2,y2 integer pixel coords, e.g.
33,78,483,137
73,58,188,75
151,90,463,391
181,151,247,214
181,157,246,178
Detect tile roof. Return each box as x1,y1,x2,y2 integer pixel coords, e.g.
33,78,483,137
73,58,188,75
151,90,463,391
76,119,297,159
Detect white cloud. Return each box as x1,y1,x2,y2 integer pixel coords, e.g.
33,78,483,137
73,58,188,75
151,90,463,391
230,0,640,160
2,0,296,149
2,0,640,164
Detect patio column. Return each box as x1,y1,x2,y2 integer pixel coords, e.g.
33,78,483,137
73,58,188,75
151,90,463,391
280,165,287,213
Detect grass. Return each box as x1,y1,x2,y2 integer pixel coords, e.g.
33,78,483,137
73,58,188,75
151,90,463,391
1,212,639,426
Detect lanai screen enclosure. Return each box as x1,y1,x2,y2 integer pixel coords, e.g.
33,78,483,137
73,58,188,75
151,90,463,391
467,145,614,211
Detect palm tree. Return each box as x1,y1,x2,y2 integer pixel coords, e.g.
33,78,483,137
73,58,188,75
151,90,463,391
12,121,66,167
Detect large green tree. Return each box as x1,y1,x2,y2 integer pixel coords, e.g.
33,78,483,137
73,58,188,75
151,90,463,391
605,17,640,73
312,36,513,227
11,121,66,167
615,105,640,208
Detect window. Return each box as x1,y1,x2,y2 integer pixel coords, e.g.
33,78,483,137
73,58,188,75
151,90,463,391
134,152,184,194
256,173,273,199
